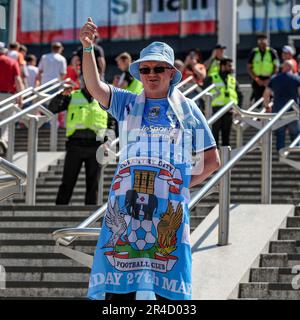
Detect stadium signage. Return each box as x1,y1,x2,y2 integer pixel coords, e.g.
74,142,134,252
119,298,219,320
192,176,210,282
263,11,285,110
111,0,209,14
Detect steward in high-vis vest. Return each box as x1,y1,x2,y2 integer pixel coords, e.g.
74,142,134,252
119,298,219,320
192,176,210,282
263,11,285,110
205,44,227,77
48,85,116,205
247,34,279,102
115,52,144,94
203,58,243,147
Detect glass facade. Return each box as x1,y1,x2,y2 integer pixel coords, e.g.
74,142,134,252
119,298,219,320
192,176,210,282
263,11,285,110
16,0,299,45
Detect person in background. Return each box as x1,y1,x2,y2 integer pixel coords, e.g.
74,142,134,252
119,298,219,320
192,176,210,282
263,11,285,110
76,31,106,82
182,49,206,86
38,42,67,85
205,44,227,77
115,52,143,94
263,60,300,151
26,54,40,88
0,45,24,155
174,59,185,74
247,34,279,102
48,82,115,205
65,54,81,90
7,42,22,64
8,42,28,88
203,58,243,147
281,45,298,74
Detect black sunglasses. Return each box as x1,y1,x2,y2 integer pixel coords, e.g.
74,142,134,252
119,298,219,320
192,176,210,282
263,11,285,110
139,66,173,74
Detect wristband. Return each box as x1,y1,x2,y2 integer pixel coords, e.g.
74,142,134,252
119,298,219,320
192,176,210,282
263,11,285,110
83,45,94,53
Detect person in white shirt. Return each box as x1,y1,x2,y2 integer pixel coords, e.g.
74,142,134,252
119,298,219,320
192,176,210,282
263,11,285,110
38,42,67,84
26,54,39,88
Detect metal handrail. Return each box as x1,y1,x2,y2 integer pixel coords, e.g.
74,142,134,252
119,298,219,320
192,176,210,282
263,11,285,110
0,157,27,183
189,100,299,209
192,84,215,103
0,92,58,128
0,79,64,120
207,101,235,126
279,134,300,170
182,83,200,96
0,79,69,204
176,75,194,89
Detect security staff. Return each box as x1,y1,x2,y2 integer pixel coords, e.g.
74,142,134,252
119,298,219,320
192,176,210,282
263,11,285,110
247,34,279,102
203,58,243,146
48,83,115,205
205,44,227,77
115,52,143,94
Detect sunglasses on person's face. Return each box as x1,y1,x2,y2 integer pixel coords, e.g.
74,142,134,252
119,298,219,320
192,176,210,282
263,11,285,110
139,66,173,74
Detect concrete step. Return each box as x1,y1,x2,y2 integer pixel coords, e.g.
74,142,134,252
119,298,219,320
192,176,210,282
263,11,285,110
5,269,90,282
239,283,300,299
287,217,300,228
0,221,101,228
269,240,300,254
0,284,88,298
250,267,300,283
260,253,300,267
0,245,95,254
278,228,300,241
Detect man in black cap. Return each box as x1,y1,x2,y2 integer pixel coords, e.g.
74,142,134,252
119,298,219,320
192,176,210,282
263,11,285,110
205,44,227,77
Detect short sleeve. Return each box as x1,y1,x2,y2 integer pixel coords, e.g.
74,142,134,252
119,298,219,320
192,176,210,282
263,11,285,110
247,50,255,64
271,49,280,68
60,57,67,75
13,61,21,77
189,100,216,152
103,85,137,122
38,55,45,72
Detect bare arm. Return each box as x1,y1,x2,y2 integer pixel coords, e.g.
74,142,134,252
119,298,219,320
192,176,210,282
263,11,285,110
15,75,25,107
97,56,106,78
263,87,272,111
189,147,220,188
15,75,24,92
80,17,110,108
247,63,256,81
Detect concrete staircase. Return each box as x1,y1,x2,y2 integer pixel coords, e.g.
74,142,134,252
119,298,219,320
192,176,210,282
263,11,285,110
0,125,299,299
239,205,300,300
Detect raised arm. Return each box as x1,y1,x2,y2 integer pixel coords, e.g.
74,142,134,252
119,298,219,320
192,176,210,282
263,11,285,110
79,17,110,108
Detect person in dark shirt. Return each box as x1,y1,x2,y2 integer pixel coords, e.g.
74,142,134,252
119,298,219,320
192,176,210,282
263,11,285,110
76,32,106,81
48,83,116,205
263,60,300,151
247,34,279,102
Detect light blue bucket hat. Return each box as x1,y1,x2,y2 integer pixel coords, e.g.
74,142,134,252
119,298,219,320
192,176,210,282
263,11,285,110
129,41,182,86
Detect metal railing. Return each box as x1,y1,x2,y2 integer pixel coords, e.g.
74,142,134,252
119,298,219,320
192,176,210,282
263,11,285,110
279,133,300,170
0,156,26,202
53,99,299,263
0,78,70,204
